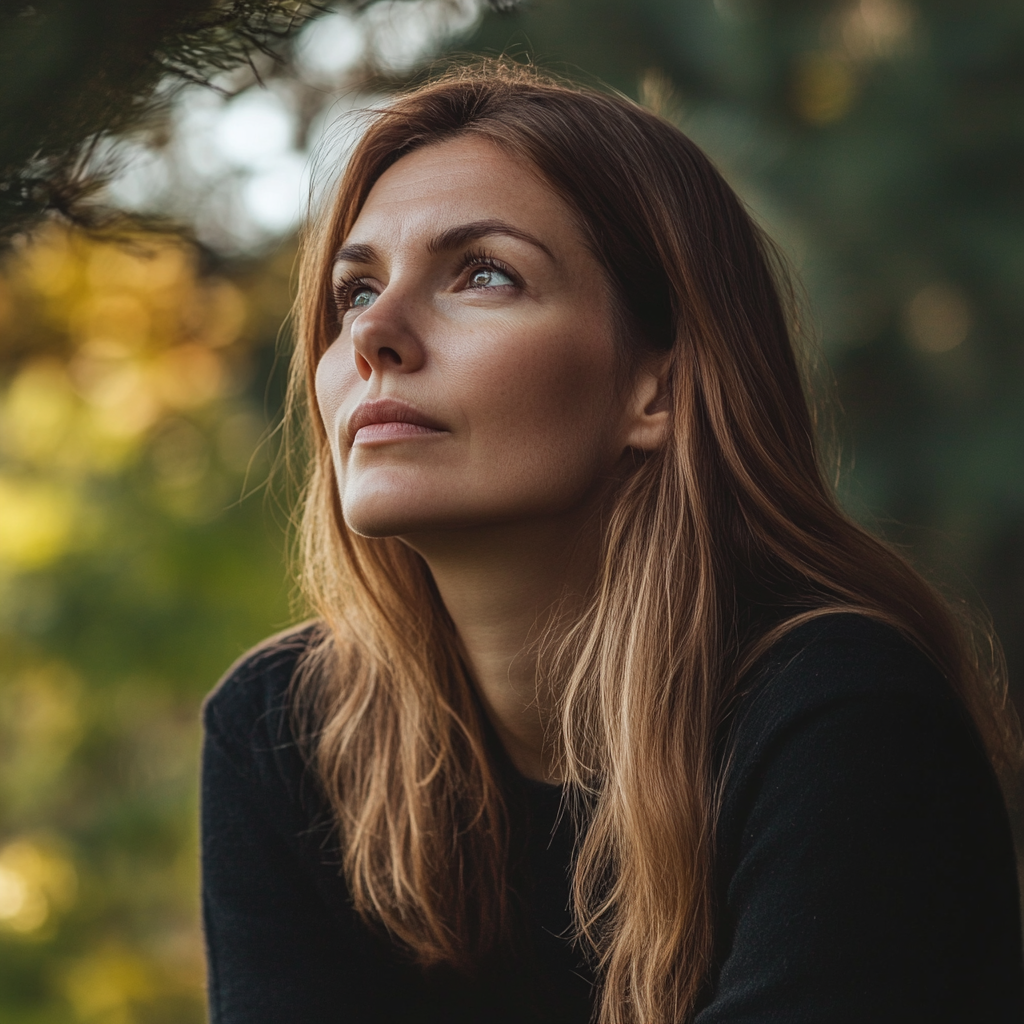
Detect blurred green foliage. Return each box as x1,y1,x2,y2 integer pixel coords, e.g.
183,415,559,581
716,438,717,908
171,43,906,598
0,229,295,1020
1,0,1022,1019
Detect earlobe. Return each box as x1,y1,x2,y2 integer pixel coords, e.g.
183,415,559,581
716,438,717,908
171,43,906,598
623,360,672,452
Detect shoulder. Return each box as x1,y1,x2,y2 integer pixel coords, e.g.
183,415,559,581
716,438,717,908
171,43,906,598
729,612,965,755
202,621,323,772
714,613,1011,868
705,628,1023,1019
718,612,993,826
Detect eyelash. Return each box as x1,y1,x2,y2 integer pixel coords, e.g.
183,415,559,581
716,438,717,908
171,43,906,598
332,249,519,317
332,273,371,315
458,249,519,287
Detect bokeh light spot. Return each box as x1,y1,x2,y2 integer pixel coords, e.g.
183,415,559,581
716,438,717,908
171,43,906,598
793,53,857,124
153,344,225,409
904,283,973,353
63,945,155,1019
841,0,914,59
0,477,75,570
296,9,364,81
0,839,77,935
216,89,295,171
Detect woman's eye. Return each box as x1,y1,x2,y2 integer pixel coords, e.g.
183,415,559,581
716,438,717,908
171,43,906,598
468,266,513,289
351,287,377,308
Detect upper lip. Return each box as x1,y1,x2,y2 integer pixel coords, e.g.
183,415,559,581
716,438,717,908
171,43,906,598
347,398,447,442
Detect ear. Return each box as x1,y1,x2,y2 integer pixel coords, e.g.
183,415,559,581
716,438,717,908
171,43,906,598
621,356,672,452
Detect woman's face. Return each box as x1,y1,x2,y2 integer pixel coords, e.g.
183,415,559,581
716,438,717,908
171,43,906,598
315,135,662,540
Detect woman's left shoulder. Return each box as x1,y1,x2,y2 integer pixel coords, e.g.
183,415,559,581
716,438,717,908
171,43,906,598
705,613,1023,1022
718,611,1007,832
732,612,969,744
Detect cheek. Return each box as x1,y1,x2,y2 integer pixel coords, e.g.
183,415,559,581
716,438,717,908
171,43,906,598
314,340,357,459
459,313,623,478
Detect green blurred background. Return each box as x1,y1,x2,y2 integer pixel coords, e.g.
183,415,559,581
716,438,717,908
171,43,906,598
1,0,1022,1019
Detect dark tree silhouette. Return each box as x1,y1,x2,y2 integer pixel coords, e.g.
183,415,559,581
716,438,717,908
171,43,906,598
0,0,328,245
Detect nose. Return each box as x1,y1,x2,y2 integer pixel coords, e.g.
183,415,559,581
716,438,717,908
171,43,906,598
349,290,426,381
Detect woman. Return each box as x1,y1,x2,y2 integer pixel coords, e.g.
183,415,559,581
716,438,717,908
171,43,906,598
201,63,1023,1023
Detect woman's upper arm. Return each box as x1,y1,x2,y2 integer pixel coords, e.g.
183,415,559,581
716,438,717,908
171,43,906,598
201,701,354,1024
695,691,1023,1024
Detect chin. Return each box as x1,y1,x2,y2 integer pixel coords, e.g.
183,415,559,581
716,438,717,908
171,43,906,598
341,487,454,539
343,506,418,539
339,473,590,540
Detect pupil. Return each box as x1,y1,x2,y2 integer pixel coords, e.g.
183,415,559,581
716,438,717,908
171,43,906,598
354,290,372,306
472,270,491,286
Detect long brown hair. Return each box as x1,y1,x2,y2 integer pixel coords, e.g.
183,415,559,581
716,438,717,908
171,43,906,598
286,60,1019,1024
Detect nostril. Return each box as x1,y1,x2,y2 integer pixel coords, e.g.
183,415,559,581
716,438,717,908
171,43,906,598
354,351,373,380
378,347,402,365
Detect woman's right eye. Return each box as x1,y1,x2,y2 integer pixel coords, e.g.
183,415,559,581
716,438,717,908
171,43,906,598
350,286,377,309
334,275,378,315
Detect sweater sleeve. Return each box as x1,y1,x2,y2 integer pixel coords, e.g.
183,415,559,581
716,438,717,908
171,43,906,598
201,728,356,1023
694,631,1023,1023
200,631,372,1024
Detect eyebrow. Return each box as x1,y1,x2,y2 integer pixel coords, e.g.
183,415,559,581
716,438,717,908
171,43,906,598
332,219,555,267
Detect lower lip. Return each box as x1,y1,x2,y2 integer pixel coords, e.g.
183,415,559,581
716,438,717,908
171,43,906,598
353,421,446,444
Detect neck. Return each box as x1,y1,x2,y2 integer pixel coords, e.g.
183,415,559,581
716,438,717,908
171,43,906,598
404,507,602,783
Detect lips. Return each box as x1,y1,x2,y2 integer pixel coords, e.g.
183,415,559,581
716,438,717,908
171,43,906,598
347,398,448,444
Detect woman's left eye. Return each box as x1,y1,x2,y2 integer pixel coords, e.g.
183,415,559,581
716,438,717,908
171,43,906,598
468,266,514,289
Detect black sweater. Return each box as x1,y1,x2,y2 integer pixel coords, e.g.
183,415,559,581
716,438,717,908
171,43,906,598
201,615,1023,1023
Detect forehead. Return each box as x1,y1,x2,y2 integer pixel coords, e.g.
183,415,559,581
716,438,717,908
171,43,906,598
341,136,577,250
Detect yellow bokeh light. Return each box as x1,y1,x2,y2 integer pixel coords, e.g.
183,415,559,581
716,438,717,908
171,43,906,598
7,225,248,370
74,292,153,349
196,280,248,349
793,52,857,125
0,838,77,935
0,865,29,919
1,360,78,462
64,945,156,1022
1,225,252,488
110,243,190,294
153,343,226,409
18,228,78,299
0,476,75,570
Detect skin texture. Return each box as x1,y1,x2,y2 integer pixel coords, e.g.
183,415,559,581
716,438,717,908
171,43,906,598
315,136,669,779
